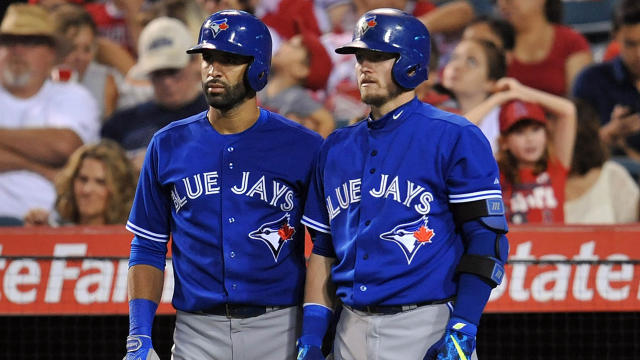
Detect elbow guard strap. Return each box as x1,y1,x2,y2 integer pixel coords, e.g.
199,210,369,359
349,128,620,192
456,254,505,287
451,198,508,233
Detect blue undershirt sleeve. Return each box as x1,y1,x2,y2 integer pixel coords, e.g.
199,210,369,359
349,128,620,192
128,236,169,271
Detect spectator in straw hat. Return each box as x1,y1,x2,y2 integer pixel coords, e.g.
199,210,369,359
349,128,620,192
0,3,99,226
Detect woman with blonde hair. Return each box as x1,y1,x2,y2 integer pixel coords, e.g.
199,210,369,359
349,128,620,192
24,140,137,226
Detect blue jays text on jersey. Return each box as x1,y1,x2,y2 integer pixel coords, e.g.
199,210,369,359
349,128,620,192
126,109,323,312
302,97,503,307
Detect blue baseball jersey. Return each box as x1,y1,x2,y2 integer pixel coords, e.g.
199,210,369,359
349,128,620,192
302,98,502,307
127,108,323,312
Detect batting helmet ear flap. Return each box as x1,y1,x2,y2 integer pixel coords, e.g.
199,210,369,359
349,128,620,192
245,55,269,91
392,46,430,90
242,63,258,98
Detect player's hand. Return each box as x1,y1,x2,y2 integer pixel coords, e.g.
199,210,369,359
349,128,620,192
297,343,325,360
424,317,477,360
123,335,160,360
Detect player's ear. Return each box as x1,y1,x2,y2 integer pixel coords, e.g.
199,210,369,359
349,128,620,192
242,70,257,99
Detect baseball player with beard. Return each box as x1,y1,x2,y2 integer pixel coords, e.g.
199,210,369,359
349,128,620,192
123,10,322,360
296,8,509,360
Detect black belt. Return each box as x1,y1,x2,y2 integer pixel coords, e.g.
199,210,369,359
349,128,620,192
347,297,454,315
196,304,289,319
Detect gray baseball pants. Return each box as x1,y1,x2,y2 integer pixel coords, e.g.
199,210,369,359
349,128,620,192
332,303,478,360
171,306,300,360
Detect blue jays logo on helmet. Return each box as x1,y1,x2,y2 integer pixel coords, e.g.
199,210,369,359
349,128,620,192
248,214,296,262
380,216,435,265
357,15,377,37
205,18,229,38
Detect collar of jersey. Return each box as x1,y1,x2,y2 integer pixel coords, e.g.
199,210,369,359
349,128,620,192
366,97,419,131
206,107,268,138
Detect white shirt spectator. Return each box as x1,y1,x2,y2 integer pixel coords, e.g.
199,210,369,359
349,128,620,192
0,80,99,219
564,161,640,224
477,106,500,154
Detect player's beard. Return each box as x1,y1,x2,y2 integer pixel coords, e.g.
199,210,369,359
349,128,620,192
360,82,404,108
203,78,249,112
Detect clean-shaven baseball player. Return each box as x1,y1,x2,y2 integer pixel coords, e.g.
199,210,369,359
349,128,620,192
123,10,323,360
297,8,509,360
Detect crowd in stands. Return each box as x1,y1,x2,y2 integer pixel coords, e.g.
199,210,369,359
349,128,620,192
0,0,638,227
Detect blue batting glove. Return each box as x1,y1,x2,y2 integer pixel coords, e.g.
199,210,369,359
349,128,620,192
124,335,160,360
125,299,159,360
424,317,477,360
296,340,325,360
296,304,332,360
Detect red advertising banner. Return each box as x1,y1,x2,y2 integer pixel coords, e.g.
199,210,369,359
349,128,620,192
0,224,639,315
0,226,174,315
485,224,640,313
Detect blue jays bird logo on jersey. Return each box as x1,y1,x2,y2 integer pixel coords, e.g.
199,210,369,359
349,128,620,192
380,216,435,265
249,214,296,262
205,18,229,38
357,15,377,36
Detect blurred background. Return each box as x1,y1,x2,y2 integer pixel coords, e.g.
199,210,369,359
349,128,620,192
0,0,639,359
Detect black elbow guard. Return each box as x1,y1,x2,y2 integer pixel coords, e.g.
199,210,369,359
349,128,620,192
450,198,508,234
451,198,509,287
451,198,509,260
456,254,505,287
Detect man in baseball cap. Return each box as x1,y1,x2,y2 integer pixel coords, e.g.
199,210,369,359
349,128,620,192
129,17,194,80
102,17,207,168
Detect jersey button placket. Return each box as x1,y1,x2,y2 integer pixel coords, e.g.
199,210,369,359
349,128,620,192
369,148,378,173
356,137,379,304
225,143,236,171
222,144,238,297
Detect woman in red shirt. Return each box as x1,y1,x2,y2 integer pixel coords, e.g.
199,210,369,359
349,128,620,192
497,0,592,96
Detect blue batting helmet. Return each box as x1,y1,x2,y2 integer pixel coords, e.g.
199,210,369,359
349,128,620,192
335,8,430,90
187,10,272,91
